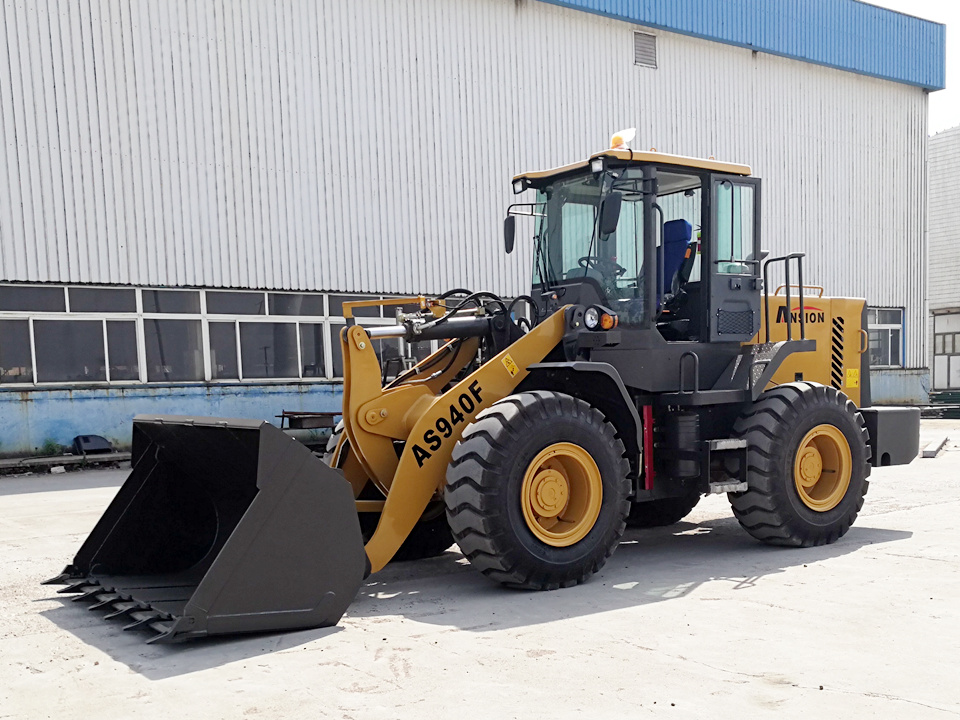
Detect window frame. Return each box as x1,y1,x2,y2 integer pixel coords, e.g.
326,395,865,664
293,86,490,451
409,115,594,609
866,306,904,369
0,284,431,386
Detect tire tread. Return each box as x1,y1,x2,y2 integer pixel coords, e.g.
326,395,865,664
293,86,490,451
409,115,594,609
445,390,631,590
729,381,870,547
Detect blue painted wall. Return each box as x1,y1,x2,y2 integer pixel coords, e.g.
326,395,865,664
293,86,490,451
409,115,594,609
0,369,924,457
540,0,945,90
871,368,929,406
0,383,343,457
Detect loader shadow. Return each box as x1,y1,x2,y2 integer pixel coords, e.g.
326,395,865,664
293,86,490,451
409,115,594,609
38,515,910,679
347,515,912,631
38,598,343,681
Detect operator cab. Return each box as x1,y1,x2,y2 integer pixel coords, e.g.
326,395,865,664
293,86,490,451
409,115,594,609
508,147,761,345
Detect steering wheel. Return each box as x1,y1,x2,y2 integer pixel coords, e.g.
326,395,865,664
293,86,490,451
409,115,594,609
578,256,627,277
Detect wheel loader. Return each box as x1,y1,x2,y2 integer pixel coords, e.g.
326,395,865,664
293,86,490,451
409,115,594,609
47,143,920,642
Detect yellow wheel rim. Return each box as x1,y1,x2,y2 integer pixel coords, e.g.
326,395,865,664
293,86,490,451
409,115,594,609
793,424,852,512
520,442,603,547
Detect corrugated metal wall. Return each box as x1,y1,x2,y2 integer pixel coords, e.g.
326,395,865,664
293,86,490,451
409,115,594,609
928,126,960,312
0,0,928,366
927,125,960,390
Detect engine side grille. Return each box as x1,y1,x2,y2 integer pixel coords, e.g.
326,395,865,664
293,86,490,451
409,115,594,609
831,316,845,389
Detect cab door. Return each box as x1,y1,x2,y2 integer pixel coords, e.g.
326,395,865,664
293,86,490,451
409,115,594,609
708,175,762,342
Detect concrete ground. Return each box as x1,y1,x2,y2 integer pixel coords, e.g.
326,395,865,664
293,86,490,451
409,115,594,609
1,420,958,719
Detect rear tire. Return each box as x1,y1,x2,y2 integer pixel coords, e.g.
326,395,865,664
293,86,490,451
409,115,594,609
626,488,701,528
445,391,630,590
324,429,453,561
729,382,870,547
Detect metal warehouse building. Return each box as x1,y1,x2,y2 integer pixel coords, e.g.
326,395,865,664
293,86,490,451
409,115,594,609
928,125,960,393
0,0,946,455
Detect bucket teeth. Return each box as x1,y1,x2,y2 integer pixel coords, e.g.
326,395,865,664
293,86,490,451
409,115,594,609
88,593,122,610
72,587,107,602
145,621,176,644
58,580,96,595
42,573,73,586
123,611,163,632
103,601,145,620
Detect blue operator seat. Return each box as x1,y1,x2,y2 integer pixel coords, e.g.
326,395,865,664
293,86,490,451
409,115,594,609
662,220,693,299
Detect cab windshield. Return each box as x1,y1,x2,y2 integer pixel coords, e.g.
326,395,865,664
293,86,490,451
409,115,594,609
533,173,643,301
532,166,702,326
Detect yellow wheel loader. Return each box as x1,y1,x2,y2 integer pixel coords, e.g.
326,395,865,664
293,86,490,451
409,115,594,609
47,146,919,642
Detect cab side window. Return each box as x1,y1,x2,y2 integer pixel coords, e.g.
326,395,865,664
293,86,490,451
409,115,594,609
715,181,755,274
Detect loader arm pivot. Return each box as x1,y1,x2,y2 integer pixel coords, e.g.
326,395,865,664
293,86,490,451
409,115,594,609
341,307,570,573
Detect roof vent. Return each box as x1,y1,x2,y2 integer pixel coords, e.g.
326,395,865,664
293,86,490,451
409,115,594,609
634,31,657,69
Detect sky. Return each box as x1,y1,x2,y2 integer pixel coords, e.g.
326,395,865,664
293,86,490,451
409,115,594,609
863,0,959,134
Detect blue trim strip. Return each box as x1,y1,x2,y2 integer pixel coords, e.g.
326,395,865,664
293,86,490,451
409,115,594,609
538,0,945,90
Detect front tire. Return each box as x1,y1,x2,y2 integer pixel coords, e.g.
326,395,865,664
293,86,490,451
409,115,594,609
445,391,631,590
729,382,870,547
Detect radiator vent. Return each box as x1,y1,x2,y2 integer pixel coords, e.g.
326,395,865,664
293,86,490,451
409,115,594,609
634,32,658,68
831,316,845,390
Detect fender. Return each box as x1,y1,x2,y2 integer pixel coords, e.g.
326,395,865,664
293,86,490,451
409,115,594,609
521,361,643,491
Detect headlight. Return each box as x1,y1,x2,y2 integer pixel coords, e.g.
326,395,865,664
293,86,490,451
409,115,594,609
513,179,525,194
584,307,600,330
590,158,605,174
583,305,618,331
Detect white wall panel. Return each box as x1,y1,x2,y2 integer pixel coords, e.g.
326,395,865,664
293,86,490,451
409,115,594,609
0,0,928,365
928,126,960,312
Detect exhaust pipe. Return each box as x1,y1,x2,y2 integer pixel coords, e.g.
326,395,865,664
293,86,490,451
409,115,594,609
45,415,365,643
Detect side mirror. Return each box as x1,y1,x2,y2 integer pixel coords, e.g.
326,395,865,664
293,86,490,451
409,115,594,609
503,216,516,254
598,192,622,237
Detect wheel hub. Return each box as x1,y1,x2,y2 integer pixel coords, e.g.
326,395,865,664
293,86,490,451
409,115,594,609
520,442,603,547
797,446,823,486
793,424,852,512
530,469,569,518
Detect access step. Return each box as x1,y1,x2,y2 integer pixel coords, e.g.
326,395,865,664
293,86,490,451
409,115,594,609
706,438,747,451
706,438,748,493
708,480,748,494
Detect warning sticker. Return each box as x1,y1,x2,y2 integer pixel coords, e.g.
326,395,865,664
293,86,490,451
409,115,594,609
846,368,860,388
501,354,520,378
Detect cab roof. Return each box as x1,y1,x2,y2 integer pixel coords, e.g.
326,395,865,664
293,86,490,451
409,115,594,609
513,149,752,185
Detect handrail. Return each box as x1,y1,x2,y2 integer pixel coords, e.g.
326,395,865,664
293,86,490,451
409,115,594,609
762,253,806,343
679,351,700,394
775,284,823,298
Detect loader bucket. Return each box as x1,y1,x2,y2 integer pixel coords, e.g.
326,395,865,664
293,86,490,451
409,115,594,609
45,415,365,643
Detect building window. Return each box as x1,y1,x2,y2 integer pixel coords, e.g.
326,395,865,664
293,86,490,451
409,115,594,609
933,313,960,390
107,321,140,381
0,320,33,383
239,323,299,379
0,283,422,385
144,319,204,381
270,293,325,316
206,291,266,315
33,320,107,382
299,323,325,377
867,308,903,368
70,287,136,313
209,322,240,379
0,285,65,312
142,289,201,314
